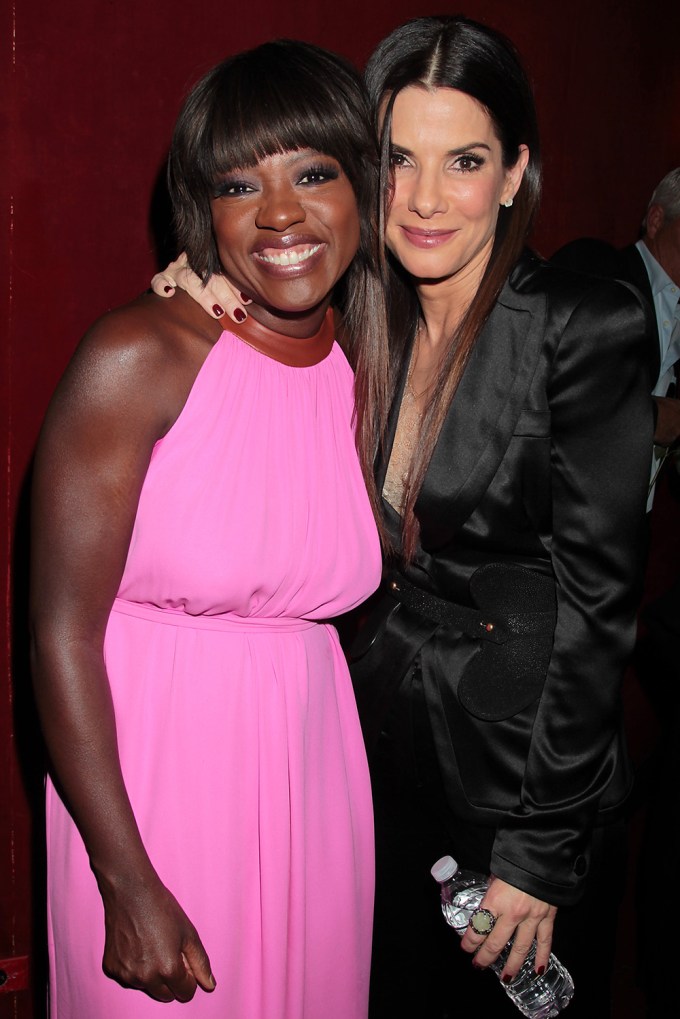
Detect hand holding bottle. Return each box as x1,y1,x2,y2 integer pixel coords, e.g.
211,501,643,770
432,856,573,1018
461,873,557,980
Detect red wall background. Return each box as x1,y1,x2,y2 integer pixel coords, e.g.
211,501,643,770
2,1,679,1015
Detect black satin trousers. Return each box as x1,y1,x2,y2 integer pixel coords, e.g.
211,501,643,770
368,662,628,1019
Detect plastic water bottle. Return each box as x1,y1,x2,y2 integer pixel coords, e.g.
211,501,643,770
431,856,574,1018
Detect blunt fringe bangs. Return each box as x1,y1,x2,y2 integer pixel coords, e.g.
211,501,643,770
168,40,376,281
167,39,391,545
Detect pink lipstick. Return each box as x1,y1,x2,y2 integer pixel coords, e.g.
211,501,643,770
399,227,457,249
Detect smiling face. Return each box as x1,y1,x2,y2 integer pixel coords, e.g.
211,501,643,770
385,86,528,294
210,149,361,336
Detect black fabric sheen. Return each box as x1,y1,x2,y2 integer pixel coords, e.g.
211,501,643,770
551,239,659,383
350,249,653,906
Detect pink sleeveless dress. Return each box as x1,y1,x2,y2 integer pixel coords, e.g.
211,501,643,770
45,320,381,1018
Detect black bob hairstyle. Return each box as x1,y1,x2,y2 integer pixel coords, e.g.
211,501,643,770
168,39,390,537
168,39,379,285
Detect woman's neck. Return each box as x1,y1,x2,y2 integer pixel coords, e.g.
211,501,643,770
415,239,492,348
246,297,333,339
229,306,335,367
406,243,491,400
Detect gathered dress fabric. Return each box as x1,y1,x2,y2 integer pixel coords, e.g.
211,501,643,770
45,320,381,1019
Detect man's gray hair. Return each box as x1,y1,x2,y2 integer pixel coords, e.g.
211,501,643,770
643,167,680,230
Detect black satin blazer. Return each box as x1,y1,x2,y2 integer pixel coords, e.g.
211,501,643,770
551,238,659,382
351,251,654,907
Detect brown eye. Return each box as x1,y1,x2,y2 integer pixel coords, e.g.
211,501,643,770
213,178,255,198
454,154,484,173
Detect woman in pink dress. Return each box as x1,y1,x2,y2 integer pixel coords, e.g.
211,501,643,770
30,41,387,1018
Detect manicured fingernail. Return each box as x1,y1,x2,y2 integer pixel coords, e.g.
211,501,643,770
212,304,224,317
502,974,514,984
163,285,173,293
239,292,251,303
536,966,545,976
234,308,247,323
472,960,484,970
209,973,216,989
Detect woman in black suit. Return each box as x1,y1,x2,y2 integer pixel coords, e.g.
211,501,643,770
153,16,653,1017
352,17,653,1018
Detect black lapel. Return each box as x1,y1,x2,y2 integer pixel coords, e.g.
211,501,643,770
414,270,548,550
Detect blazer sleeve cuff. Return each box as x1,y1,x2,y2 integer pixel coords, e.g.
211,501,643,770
489,846,590,908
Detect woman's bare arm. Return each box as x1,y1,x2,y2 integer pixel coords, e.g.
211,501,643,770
30,303,215,1001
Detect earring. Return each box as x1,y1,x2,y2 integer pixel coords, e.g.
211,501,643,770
502,197,514,208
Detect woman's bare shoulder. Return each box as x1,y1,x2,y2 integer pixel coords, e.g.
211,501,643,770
41,289,221,444
55,291,221,430
78,290,216,374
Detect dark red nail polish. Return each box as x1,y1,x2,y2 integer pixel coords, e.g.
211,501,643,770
502,974,514,984
163,285,173,293
212,304,225,317
536,966,545,976
240,292,251,303
234,308,246,323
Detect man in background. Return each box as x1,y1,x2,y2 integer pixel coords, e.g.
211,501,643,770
553,167,680,473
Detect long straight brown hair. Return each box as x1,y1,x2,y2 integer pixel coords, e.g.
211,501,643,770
364,16,542,560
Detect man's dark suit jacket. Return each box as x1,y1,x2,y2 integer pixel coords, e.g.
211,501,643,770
351,251,654,907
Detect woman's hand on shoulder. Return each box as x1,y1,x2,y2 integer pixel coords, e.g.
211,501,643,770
99,868,216,1002
459,875,556,980
151,252,250,323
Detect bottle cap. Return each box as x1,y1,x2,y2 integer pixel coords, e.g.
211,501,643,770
431,856,459,883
